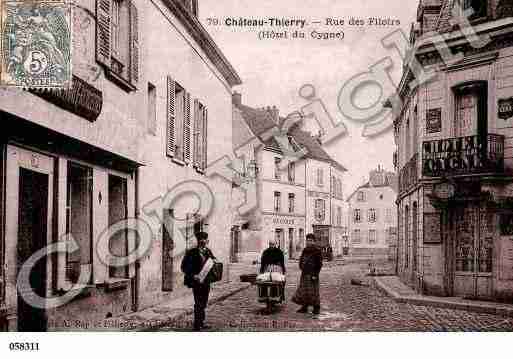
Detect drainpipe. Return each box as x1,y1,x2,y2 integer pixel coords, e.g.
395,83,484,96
133,167,140,312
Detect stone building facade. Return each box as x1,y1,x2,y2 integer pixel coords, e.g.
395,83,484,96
0,0,240,331
347,167,398,258
231,94,347,264
393,0,513,300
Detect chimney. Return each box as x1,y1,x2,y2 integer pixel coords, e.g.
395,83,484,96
232,92,242,106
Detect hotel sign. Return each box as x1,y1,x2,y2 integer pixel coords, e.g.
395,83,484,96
422,135,503,177
30,75,103,122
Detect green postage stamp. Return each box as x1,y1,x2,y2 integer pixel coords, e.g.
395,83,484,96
1,1,72,88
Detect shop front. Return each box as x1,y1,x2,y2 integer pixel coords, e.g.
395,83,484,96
262,214,305,260
0,113,141,331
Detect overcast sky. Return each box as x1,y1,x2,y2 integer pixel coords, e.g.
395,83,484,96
200,0,419,195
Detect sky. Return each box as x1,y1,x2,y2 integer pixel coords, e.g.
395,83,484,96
200,0,419,196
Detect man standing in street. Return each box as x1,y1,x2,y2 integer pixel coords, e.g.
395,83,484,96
181,231,216,331
292,233,323,315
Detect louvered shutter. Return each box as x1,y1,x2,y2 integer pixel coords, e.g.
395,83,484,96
162,209,174,292
96,0,111,67
201,108,208,170
184,93,191,164
166,77,176,157
193,100,200,167
128,1,139,86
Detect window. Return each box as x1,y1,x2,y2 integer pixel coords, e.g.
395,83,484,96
275,229,284,249
288,193,295,213
353,209,362,223
462,0,487,19
405,206,410,268
274,157,281,180
147,83,157,136
66,163,93,283
193,100,208,171
166,79,192,165
413,106,418,155
368,230,377,244
353,229,361,243
96,0,139,90
314,199,326,222
274,192,281,213
288,162,295,183
357,191,365,202
299,228,305,247
454,82,487,138
368,208,377,223
337,206,342,227
289,228,294,255
316,168,324,186
108,174,129,279
386,208,393,223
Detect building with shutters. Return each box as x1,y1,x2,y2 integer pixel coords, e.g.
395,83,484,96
0,0,240,331
135,0,241,311
393,0,513,301
346,167,398,259
230,93,347,264
0,0,144,331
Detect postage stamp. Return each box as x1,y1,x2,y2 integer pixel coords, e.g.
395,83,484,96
0,1,72,88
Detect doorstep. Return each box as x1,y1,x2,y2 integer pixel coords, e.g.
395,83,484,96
374,276,513,318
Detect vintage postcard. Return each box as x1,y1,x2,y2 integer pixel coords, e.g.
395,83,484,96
0,0,512,356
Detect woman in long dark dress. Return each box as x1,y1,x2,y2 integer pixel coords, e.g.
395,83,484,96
292,233,323,314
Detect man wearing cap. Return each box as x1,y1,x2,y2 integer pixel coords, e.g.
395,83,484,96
181,231,216,331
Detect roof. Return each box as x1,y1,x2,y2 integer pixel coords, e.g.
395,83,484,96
235,103,347,172
346,172,398,202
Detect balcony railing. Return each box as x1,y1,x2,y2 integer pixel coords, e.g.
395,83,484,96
399,153,418,194
422,134,504,177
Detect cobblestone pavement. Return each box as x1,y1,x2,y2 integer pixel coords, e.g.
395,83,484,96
158,262,513,332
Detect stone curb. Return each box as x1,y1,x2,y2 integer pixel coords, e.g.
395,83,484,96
374,277,513,318
129,282,252,332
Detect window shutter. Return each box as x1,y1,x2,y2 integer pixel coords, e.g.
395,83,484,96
96,0,111,67
184,92,191,164
162,209,174,292
128,1,139,86
193,99,200,167
166,76,176,157
202,108,208,170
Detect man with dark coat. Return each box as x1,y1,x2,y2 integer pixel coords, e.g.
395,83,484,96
181,231,216,331
292,233,323,315
259,239,286,274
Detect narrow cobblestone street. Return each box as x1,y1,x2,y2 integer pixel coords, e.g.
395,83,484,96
158,262,513,332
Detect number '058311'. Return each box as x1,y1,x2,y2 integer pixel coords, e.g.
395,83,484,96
9,342,39,351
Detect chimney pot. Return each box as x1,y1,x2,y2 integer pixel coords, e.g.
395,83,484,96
232,92,242,106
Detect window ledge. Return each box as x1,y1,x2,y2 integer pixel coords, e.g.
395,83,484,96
172,158,186,167
54,285,95,301
104,66,136,93
102,278,130,292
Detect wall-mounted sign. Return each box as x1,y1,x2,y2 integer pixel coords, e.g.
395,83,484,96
500,213,513,236
426,108,442,134
498,98,513,120
433,182,455,200
423,213,441,244
29,75,103,122
273,218,295,226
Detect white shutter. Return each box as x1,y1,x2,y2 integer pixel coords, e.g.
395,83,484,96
184,92,191,164
96,0,112,67
128,1,139,86
166,76,176,157
202,107,208,170
193,100,200,168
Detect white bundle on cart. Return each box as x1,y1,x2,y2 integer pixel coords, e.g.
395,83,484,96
256,272,286,283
